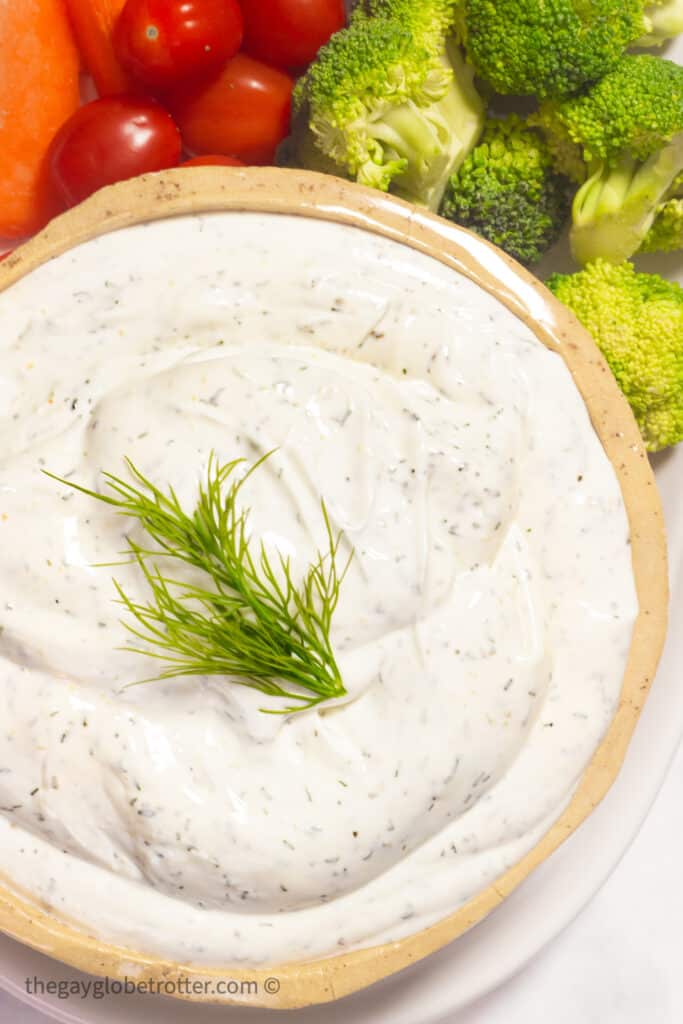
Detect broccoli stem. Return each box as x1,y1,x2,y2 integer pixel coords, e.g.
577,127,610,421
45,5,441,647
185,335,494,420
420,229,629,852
636,0,683,46
571,133,683,264
373,103,444,168
389,45,484,211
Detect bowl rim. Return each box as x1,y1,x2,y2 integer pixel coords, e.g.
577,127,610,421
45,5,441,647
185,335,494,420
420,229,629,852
0,167,669,1009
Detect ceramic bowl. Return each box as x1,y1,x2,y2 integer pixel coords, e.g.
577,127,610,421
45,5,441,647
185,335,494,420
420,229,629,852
0,168,669,1008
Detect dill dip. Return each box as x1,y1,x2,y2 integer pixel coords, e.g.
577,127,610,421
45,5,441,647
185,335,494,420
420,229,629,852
0,212,637,964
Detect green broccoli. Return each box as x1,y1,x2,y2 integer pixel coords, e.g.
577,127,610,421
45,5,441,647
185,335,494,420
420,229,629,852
635,0,683,46
440,116,572,266
459,0,646,100
547,261,683,451
535,57,683,176
289,0,485,210
277,116,350,178
533,56,683,264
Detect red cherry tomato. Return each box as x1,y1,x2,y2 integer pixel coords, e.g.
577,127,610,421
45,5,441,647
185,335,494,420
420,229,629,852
48,96,182,208
168,54,293,165
240,0,345,69
183,155,245,166
114,0,243,91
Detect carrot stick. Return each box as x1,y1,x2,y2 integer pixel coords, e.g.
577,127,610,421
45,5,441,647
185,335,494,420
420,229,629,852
0,0,81,239
64,0,132,96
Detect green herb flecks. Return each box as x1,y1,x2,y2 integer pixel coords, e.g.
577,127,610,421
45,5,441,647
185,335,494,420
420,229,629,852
46,453,352,714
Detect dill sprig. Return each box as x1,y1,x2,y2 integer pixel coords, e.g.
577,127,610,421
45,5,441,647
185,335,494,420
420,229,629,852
45,453,352,714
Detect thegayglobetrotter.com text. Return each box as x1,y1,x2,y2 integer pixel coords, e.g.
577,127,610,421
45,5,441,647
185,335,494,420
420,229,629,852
24,974,282,1000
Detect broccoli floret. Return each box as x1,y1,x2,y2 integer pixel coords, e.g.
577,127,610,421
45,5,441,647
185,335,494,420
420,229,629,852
440,116,571,266
536,57,683,170
277,110,350,178
460,0,646,100
360,0,456,37
640,198,683,252
290,0,485,210
547,261,683,451
534,56,683,264
635,0,683,46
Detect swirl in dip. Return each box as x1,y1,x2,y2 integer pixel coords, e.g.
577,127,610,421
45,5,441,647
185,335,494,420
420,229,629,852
0,212,637,964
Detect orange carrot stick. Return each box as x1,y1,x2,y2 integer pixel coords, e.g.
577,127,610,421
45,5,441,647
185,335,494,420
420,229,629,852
64,0,132,96
0,0,80,239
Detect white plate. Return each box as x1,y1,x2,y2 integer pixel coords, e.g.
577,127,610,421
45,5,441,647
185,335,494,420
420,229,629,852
2,36,683,1021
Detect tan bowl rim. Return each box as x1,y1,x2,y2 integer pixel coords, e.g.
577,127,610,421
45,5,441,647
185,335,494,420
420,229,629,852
0,167,669,1009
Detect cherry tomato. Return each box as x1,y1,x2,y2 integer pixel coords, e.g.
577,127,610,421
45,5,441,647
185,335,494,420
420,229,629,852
48,96,182,208
183,155,245,166
240,0,345,69
168,54,293,165
114,0,243,91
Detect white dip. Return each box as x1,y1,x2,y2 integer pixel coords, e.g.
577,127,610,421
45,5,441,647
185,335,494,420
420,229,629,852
0,212,637,964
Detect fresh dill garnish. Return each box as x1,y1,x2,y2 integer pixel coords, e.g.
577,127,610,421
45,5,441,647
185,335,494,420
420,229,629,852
45,453,352,714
